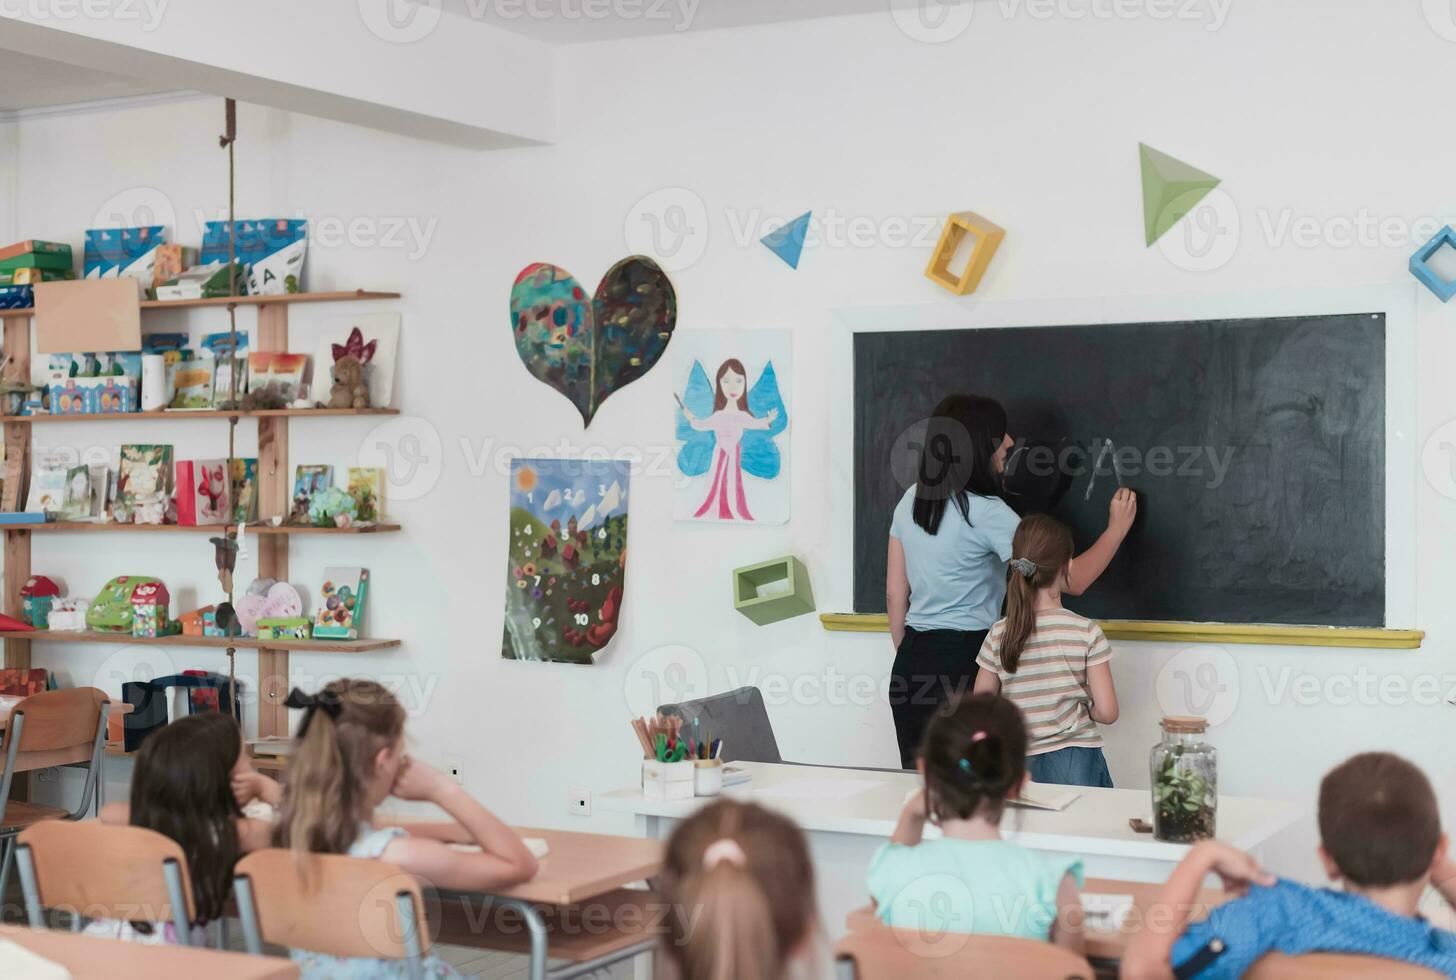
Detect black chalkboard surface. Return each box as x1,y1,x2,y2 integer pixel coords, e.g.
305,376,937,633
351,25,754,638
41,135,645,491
853,313,1386,626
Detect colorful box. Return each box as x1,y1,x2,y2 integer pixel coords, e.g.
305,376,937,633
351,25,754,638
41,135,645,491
314,567,368,640
257,617,312,641
0,240,72,264
0,267,75,286
176,459,231,525
130,580,171,637
178,606,216,637
151,244,197,289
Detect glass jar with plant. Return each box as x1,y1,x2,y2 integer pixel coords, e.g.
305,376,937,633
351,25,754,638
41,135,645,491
1150,715,1217,843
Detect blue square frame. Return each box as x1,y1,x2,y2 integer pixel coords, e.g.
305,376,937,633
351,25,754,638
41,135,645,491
1410,225,1456,302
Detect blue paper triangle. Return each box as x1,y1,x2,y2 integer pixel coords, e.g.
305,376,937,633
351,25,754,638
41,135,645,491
761,211,811,269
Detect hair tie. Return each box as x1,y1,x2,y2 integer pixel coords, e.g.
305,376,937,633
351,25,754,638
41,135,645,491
1008,557,1038,579
702,838,748,870
284,686,343,737
970,730,988,743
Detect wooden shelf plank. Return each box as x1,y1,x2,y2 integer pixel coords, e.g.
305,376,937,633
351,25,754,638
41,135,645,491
0,630,401,653
2,521,401,534
817,613,1426,650
0,407,399,422
0,289,400,320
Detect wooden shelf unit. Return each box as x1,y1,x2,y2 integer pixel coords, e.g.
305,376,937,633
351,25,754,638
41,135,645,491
2,290,403,741
1,521,401,534
0,407,400,423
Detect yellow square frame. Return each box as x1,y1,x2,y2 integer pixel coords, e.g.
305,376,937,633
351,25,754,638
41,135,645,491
924,211,1005,295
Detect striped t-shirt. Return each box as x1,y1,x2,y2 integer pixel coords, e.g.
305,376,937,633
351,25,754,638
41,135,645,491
976,609,1112,756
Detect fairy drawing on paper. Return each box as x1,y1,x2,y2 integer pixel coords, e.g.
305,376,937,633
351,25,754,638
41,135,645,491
676,353,789,523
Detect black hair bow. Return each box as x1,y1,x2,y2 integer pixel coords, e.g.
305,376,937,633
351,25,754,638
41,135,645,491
284,686,342,736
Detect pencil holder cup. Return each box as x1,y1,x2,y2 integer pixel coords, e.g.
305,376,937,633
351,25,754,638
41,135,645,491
694,759,724,797
642,759,695,801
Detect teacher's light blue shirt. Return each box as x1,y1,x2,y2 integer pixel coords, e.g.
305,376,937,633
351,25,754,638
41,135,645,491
890,486,1020,632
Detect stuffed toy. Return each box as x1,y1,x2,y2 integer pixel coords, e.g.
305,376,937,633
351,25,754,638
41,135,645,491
327,356,370,410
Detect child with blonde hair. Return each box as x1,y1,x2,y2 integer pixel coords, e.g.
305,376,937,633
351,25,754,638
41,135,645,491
275,679,539,977
973,513,1119,787
659,799,825,980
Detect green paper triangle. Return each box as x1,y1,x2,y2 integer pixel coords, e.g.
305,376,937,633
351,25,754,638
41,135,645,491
1140,143,1220,246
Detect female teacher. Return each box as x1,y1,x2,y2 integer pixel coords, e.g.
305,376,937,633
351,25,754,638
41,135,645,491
886,394,1137,769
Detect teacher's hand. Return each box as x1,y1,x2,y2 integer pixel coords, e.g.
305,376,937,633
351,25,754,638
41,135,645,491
1108,487,1137,536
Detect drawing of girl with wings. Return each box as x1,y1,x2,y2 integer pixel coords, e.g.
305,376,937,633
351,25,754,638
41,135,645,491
676,357,789,521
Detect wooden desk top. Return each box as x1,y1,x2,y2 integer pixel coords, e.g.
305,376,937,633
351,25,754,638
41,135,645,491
493,827,663,905
0,924,298,979
845,875,1228,963
377,817,664,906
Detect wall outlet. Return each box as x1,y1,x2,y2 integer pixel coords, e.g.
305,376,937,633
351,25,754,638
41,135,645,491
443,757,464,785
569,787,592,816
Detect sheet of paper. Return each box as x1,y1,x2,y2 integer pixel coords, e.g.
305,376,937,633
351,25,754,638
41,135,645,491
1013,782,1081,811
1081,892,1133,930
448,838,550,859
757,777,882,802
34,279,141,354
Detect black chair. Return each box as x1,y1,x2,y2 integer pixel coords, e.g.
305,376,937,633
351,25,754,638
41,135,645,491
658,686,783,764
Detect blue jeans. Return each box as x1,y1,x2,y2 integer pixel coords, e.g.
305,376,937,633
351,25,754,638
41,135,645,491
1027,746,1113,788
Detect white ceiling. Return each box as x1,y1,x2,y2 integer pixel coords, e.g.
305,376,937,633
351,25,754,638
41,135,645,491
0,50,172,113
434,0,892,44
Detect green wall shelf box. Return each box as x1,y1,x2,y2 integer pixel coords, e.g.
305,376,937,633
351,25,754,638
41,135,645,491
733,556,815,625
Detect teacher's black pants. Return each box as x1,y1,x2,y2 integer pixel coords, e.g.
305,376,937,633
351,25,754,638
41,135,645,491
890,626,988,770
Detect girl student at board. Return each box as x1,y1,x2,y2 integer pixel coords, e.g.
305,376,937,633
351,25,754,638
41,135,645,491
886,394,1137,769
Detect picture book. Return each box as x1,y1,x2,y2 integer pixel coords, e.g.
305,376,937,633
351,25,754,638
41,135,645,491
290,464,333,524
315,566,368,639
25,450,70,515
117,444,173,524
167,361,213,409
59,465,93,520
230,458,259,524
347,467,384,522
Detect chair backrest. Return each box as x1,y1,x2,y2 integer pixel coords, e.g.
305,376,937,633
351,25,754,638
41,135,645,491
1246,953,1445,978
17,822,196,929
2,687,108,770
234,848,433,960
659,686,782,763
835,926,1094,980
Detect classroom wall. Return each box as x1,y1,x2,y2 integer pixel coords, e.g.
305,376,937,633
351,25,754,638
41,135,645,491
7,0,1456,883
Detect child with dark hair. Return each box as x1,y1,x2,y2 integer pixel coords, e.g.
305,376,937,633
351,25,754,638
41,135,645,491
866,693,1086,953
94,712,274,944
1123,751,1456,979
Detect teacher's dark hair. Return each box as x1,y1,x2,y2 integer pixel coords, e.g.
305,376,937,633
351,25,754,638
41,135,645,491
912,394,1008,535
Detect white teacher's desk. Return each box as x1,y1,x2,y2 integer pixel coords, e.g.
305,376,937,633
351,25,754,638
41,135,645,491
599,761,1300,940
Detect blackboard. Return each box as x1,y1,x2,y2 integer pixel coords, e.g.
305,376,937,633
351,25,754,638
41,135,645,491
853,313,1386,627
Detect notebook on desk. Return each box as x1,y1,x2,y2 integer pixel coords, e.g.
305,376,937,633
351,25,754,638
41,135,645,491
1011,782,1081,811
448,838,551,859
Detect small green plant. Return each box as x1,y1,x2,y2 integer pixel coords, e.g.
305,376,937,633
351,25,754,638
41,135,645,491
1153,748,1215,842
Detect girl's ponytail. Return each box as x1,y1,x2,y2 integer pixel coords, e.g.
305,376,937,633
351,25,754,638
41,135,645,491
1000,514,1076,673
274,679,405,860
919,694,1029,823
660,801,818,980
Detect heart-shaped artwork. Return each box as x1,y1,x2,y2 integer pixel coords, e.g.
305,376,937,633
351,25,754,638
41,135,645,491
510,256,677,426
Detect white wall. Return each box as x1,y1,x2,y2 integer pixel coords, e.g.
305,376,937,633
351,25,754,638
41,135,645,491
7,1,1456,884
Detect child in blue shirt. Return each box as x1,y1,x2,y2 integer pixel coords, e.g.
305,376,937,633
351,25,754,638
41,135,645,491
1124,752,1456,979
866,693,1087,955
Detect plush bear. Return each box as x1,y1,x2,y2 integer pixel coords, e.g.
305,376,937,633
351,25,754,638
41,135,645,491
327,356,370,410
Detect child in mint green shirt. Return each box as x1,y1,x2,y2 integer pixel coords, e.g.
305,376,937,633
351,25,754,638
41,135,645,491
867,693,1086,954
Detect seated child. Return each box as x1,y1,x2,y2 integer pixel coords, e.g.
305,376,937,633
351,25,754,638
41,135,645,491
973,513,1119,788
659,798,826,980
276,680,539,978
867,693,1086,953
1123,751,1456,978
94,712,273,944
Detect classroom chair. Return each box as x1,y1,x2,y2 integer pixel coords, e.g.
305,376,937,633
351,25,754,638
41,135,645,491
1246,952,1445,978
233,848,432,978
14,821,195,943
659,686,784,763
834,926,1094,979
0,687,110,901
